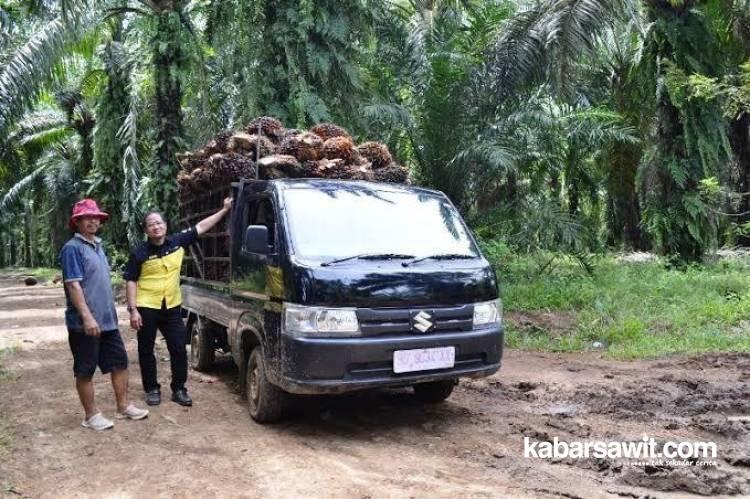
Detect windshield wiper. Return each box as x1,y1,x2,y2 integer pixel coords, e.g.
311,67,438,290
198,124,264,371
321,253,416,267
401,253,476,267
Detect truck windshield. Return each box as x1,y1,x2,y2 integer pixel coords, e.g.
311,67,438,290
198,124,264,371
282,185,480,261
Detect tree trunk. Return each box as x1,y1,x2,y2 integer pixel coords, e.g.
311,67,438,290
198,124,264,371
152,9,185,224
9,234,17,266
94,18,130,248
23,203,33,267
549,172,560,201
79,122,94,175
607,142,644,249
731,112,750,245
568,182,580,216
0,230,5,268
639,3,723,262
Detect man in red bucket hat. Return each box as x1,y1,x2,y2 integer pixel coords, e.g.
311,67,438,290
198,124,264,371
67,199,109,229
60,199,149,430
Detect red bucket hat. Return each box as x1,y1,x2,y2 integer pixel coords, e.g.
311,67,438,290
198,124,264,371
68,199,109,230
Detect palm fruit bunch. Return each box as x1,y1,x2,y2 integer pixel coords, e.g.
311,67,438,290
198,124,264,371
280,132,324,161
311,123,351,141
176,116,409,202
204,130,233,155
322,136,356,163
228,133,275,159
357,142,392,169
257,155,303,179
246,116,284,143
372,164,409,183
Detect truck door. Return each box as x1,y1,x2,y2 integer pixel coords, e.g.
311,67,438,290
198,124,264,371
234,196,278,294
232,195,283,374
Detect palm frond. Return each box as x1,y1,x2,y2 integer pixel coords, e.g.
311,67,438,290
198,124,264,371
119,89,143,245
564,108,640,145
451,142,517,176
361,103,417,131
0,9,101,140
0,163,50,212
6,109,68,144
43,142,80,205
104,6,151,19
485,0,630,100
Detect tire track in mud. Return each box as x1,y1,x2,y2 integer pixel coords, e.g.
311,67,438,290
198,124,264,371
458,355,750,497
0,275,749,497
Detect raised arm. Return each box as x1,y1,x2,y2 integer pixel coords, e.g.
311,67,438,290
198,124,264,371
195,197,233,236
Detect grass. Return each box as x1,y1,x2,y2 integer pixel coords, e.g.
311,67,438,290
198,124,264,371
1,266,124,285
0,348,16,382
0,267,59,281
493,251,750,360
0,349,13,457
0,418,11,457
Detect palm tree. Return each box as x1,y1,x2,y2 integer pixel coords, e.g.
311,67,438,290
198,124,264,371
203,0,375,130
483,0,740,260
364,0,514,210
0,0,204,255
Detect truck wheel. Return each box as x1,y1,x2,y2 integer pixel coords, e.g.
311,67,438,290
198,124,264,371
245,347,286,423
190,319,215,371
413,379,456,403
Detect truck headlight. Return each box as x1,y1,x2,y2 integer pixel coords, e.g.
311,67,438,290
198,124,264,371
283,303,360,337
473,299,501,327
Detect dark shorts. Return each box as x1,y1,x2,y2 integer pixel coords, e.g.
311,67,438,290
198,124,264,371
67,329,128,378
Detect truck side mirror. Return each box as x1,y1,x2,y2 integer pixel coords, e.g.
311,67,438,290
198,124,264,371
244,225,269,255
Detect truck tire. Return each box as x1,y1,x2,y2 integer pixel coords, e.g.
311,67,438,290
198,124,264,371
245,346,286,423
190,318,215,371
413,379,456,403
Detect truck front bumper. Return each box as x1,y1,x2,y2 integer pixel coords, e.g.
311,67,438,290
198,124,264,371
275,326,503,394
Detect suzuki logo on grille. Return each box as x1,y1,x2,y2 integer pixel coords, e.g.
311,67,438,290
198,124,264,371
412,310,434,333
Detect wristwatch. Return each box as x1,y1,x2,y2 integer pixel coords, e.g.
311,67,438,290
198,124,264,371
127,305,135,313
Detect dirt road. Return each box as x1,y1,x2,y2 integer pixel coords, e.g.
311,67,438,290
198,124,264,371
0,274,748,498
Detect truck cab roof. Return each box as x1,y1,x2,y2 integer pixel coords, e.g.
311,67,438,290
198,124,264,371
237,178,446,199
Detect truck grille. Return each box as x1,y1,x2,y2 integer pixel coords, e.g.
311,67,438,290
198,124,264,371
357,305,474,337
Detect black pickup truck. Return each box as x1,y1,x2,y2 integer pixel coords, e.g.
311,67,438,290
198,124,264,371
180,178,503,422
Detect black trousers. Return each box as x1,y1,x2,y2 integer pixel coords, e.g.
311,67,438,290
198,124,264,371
137,304,187,393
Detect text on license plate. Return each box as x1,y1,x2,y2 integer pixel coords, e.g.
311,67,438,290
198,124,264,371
393,346,455,374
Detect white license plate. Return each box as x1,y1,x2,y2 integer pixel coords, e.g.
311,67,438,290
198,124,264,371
393,346,455,374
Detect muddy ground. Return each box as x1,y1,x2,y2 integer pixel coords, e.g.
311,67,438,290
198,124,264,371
0,273,748,498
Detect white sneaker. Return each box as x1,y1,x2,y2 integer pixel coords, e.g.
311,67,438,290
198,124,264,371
116,404,149,421
81,412,114,431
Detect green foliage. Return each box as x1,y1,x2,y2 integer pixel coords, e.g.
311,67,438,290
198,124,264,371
495,250,750,359
92,22,134,246
366,0,514,210
0,347,15,382
2,0,750,268
638,5,732,261
475,198,595,255
150,8,190,223
0,6,100,140
231,0,373,129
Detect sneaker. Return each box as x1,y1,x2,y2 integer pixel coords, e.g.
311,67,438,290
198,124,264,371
116,404,149,421
171,389,193,407
81,412,114,431
145,389,161,406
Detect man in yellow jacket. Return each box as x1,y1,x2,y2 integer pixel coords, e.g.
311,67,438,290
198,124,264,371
124,197,232,406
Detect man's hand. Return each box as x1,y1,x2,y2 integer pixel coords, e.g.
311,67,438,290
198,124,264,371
83,316,101,337
197,197,234,236
130,308,143,330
